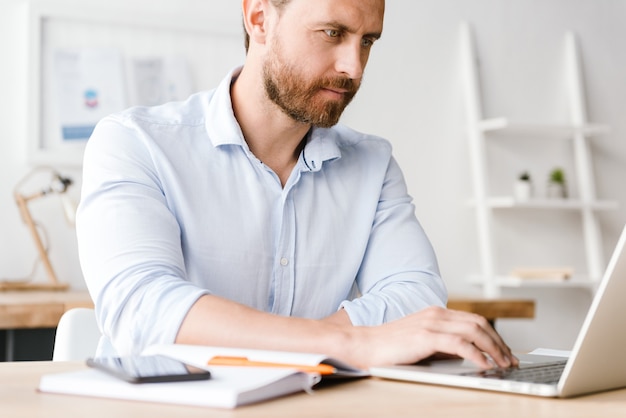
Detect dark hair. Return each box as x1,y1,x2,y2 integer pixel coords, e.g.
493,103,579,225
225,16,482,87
243,0,291,53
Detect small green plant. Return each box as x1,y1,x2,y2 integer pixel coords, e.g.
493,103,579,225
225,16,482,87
547,167,567,198
519,171,531,182
549,167,566,185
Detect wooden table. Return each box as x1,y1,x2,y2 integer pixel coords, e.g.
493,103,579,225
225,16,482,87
3,361,626,417
0,291,532,330
0,290,93,329
0,291,532,359
0,290,93,361
0,292,533,327
0,291,531,358
448,297,535,326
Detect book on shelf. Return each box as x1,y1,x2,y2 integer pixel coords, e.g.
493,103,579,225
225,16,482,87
509,267,574,281
38,344,367,409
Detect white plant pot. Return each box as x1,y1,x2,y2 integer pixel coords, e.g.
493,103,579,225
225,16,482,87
514,180,532,201
547,182,567,199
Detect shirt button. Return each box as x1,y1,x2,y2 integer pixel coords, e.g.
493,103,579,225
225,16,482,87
280,258,289,266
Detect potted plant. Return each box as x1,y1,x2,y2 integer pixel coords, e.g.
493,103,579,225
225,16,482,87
514,171,533,201
547,167,567,198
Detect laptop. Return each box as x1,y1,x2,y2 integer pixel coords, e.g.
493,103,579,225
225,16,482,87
370,225,626,398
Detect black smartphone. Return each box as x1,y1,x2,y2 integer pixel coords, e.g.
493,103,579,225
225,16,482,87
86,355,211,384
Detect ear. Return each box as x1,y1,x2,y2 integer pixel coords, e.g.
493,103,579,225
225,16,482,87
242,0,268,47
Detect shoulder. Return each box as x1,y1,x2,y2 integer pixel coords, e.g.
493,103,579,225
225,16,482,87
304,124,395,180
86,90,218,158
110,90,216,130
330,124,392,151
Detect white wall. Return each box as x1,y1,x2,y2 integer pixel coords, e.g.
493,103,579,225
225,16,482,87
1,0,625,351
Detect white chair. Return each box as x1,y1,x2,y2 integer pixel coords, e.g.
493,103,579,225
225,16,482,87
53,307,101,361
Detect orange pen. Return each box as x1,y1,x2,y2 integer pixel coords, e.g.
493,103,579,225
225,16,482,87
207,356,336,375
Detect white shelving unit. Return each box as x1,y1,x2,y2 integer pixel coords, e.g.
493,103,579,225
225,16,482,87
460,22,617,297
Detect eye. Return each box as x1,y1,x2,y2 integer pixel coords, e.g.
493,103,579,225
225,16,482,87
324,29,341,38
361,37,376,48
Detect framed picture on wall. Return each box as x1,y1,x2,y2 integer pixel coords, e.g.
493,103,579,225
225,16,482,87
27,0,244,166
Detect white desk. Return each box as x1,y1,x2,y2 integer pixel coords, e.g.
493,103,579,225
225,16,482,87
3,361,626,417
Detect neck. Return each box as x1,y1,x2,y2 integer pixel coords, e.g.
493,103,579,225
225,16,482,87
231,66,311,186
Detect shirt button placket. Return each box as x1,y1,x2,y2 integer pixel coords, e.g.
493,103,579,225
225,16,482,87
274,189,296,316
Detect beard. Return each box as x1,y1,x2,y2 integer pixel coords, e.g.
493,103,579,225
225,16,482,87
263,42,359,128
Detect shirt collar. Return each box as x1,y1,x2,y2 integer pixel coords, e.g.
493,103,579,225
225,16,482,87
301,127,342,172
205,66,246,147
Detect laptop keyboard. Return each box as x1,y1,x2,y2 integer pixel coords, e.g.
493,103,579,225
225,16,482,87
461,360,567,384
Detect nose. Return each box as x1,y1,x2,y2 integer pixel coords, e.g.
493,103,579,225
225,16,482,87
335,41,366,80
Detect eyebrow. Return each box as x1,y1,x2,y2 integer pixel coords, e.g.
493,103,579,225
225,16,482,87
324,20,382,40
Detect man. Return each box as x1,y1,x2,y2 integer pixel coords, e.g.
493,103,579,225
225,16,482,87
77,0,517,369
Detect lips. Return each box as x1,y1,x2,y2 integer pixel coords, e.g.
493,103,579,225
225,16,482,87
326,87,349,94
322,87,348,97
319,77,356,95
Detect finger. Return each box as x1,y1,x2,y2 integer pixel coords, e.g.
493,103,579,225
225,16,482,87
429,333,493,369
423,309,517,367
474,321,518,367
466,325,512,368
429,319,510,368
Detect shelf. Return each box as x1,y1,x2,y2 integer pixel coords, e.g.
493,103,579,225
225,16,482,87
470,197,619,211
476,117,611,138
468,275,598,290
461,24,611,297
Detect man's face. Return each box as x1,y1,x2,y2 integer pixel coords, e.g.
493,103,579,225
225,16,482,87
263,37,358,128
262,0,384,128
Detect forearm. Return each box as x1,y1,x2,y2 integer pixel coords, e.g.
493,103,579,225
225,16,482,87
175,295,517,370
175,294,356,363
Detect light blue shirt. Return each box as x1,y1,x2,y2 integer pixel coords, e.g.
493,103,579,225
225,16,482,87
77,67,447,356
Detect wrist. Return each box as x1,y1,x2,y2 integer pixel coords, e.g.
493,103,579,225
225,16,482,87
318,318,371,369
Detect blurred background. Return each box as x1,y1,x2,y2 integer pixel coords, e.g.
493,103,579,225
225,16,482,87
1,0,624,354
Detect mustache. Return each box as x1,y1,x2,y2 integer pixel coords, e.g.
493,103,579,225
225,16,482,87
315,76,358,94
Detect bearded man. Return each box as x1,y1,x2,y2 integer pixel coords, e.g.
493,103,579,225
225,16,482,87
77,0,516,370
